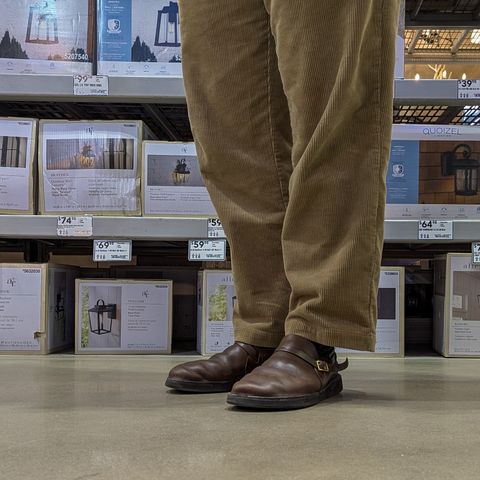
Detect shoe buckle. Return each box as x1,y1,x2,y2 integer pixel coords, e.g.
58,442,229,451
315,360,331,373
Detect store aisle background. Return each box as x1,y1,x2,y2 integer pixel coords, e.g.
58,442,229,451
1,355,479,480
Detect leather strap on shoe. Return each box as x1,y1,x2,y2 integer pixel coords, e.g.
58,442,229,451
276,344,349,373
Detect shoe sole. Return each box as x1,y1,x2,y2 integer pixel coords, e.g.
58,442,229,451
226,374,343,410
165,377,235,393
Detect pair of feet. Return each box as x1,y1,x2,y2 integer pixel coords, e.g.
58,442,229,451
165,334,348,410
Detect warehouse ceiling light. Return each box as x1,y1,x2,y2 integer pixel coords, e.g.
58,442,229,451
88,299,116,335
441,144,480,197
471,30,480,44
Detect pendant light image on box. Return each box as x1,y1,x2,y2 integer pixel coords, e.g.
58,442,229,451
441,144,480,196
26,1,59,45
88,299,116,335
155,2,181,47
171,158,191,185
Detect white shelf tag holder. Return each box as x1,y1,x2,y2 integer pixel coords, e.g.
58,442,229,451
188,239,227,261
207,218,226,238
73,75,109,96
57,216,93,237
457,79,480,100
93,240,132,262
418,220,453,240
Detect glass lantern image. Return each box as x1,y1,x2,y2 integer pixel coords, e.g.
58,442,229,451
75,143,96,169
88,299,117,335
171,158,191,185
155,1,181,47
441,144,480,196
54,292,66,341
26,1,59,45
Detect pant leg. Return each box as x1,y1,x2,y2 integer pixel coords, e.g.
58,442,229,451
178,0,293,347
263,0,400,351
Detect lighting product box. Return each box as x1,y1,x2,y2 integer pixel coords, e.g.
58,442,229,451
0,263,78,354
75,279,172,354
433,253,480,357
97,0,182,77
111,266,198,342
39,120,154,215
386,125,480,219
142,142,216,217
197,270,235,355
0,0,94,75
336,268,405,358
0,118,37,214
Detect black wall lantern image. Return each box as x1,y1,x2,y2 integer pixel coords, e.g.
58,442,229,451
55,292,66,341
155,2,181,47
26,1,59,45
88,299,116,335
171,158,191,185
441,144,480,196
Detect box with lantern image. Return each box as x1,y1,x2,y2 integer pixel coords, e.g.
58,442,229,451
75,279,173,354
336,268,405,358
386,125,480,219
142,142,217,217
197,270,236,355
0,118,37,214
0,263,78,354
97,0,182,77
0,0,94,75
39,120,154,215
433,253,480,357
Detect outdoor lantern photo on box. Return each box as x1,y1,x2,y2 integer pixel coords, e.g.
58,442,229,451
26,1,59,45
88,299,116,335
441,144,480,197
155,1,180,47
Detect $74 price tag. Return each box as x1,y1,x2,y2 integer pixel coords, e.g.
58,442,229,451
57,216,93,237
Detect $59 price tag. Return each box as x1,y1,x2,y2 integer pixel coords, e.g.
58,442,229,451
207,218,226,238
93,240,132,262
188,239,226,261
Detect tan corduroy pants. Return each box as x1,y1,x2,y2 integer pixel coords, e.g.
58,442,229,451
178,0,400,351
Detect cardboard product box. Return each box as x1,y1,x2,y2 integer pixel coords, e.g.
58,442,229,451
0,118,37,214
75,279,172,354
386,125,480,219
197,270,235,355
111,266,197,342
97,0,182,77
197,268,405,357
39,120,155,215
433,253,480,357
142,142,216,217
0,0,93,75
395,0,405,79
0,263,78,354
49,254,137,268
337,268,405,357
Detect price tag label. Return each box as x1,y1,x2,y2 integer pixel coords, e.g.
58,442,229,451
188,239,227,261
207,218,226,238
93,240,132,262
472,242,480,264
418,220,453,240
57,216,93,237
73,75,109,96
457,79,480,99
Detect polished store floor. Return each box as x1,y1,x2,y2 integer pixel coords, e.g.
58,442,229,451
1,355,479,480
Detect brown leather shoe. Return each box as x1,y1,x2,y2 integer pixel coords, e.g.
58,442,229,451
165,342,276,393
227,334,348,409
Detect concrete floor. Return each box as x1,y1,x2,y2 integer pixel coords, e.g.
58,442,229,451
1,356,479,480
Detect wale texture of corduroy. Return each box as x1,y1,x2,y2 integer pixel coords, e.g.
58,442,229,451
178,0,401,351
